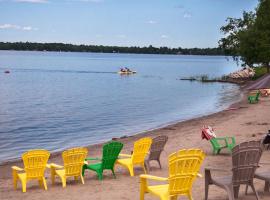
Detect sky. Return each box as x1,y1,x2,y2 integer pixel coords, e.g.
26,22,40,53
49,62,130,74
0,0,258,48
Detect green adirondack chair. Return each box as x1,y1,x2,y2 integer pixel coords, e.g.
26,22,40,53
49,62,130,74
82,141,123,180
210,137,236,155
248,91,260,104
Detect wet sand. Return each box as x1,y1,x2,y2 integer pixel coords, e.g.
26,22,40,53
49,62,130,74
1,91,270,200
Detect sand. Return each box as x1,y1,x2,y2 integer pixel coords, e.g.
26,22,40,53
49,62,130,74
1,91,270,200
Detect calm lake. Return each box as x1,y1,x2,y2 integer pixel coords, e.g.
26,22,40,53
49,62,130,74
0,50,241,163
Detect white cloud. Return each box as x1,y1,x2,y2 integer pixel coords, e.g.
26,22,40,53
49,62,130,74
14,0,49,3
161,35,169,39
0,24,38,31
22,26,38,31
146,20,157,24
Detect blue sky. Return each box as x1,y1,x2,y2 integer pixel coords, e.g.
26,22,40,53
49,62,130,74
0,0,258,48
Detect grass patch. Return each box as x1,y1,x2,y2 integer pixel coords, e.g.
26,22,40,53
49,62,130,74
252,66,268,80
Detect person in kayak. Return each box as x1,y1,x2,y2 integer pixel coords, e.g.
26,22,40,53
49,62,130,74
125,67,131,72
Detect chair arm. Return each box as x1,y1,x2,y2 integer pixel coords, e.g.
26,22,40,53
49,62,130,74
48,163,63,169
119,153,132,158
85,157,101,161
12,166,24,171
140,174,168,181
205,167,230,172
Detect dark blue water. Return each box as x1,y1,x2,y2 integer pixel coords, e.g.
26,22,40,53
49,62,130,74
0,51,241,163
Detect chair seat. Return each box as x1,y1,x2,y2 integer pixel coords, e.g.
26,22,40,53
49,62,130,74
147,184,169,197
87,163,102,171
255,171,270,181
212,175,232,187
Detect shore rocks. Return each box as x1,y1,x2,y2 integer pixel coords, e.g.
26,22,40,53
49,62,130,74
228,67,255,79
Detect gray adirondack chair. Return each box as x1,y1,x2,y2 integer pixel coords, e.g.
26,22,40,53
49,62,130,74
205,141,263,200
144,135,168,171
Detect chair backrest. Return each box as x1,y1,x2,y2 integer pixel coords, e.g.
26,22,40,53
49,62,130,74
22,149,50,179
149,135,168,160
232,141,263,185
62,147,88,176
102,141,124,169
131,137,152,164
168,149,205,196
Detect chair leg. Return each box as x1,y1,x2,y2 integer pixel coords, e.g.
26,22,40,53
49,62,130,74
128,165,134,176
12,171,18,190
38,179,43,188
171,195,178,200
205,170,211,200
21,179,27,193
61,176,66,188
225,185,235,200
144,160,150,172
111,169,116,178
51,168,56,185
80,174,85,184
74,176,78,181
245,184,249,195
157,159,162,169
140,178,147,200
233,185,240,198
187,191,193,200
264,181,270,192
141,163,147,174
42,177,48,190
250,183,260,200
97,171,103,180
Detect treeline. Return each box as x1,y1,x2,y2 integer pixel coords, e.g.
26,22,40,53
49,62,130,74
0,42,224,55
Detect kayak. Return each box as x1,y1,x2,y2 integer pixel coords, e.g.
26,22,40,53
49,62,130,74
118,71,137,75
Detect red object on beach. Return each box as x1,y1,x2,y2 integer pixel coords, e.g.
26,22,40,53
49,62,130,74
4,70,10,74
201,126,217,140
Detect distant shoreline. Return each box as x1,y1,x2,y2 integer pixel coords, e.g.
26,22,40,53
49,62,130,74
0,41,226,56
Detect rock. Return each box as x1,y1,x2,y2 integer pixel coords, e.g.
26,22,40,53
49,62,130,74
228,67,255,79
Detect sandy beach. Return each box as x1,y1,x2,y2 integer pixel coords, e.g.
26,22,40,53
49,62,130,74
1,89,270,200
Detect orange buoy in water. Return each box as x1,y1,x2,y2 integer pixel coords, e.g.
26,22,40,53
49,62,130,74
4,70,10,74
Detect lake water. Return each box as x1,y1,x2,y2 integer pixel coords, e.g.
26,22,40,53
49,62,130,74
0,51,241,163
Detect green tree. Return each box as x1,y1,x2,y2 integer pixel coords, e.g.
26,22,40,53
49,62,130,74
219,0,270,72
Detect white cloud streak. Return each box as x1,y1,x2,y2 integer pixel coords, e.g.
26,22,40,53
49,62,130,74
0,24,38,31
146,20,157,24
161,35,169,39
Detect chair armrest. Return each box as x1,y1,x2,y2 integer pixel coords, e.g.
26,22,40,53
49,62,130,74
119,153,132,158
140,174,168,181
260,162,270,165
85,157,101,161
205,167,230,172
48,163,63,169
12,166,24,171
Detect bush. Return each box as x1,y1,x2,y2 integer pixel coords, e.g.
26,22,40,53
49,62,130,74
252,67,268,80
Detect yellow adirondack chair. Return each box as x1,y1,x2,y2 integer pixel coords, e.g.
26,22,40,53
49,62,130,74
12,149,50,192
47,147,87,188
140,149,205,200
116,137,152,176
